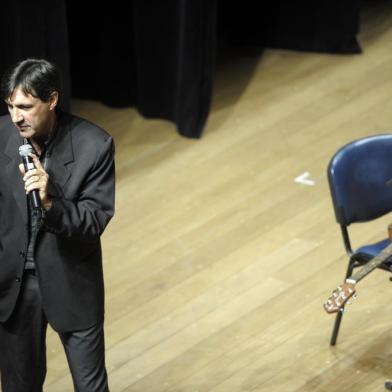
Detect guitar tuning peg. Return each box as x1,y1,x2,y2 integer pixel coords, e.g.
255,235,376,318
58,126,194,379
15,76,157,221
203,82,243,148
352,294,358,300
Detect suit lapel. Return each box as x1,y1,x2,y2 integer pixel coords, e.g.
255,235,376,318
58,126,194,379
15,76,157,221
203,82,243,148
4,130,28,223
46,112,74,198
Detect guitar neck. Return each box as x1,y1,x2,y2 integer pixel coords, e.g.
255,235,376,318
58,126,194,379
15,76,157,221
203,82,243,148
349,242,392,283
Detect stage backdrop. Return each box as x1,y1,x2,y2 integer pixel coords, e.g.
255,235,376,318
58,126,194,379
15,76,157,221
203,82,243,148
0,0,360,138
0,0,71,111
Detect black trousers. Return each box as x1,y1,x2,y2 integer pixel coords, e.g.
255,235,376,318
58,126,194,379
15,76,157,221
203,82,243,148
0,271,109,392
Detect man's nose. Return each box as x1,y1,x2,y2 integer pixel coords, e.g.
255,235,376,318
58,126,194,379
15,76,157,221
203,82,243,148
10,108,23,123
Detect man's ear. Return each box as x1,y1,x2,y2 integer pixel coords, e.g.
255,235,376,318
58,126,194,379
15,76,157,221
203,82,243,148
49,91,59,111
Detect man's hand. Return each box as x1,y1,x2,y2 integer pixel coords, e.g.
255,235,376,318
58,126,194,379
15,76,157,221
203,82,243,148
19,154,52,210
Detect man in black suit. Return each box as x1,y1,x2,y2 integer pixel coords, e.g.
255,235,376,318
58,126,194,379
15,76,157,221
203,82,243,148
0,58,115,391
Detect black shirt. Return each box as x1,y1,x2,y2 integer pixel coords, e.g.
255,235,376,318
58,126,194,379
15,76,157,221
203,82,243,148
24,130,56,270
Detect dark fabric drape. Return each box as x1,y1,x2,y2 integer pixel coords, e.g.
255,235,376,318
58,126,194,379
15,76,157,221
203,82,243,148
0,1,361,138
219,1,361,54
0,0,71,114
66,2,138,106
67,0,217,138
133,1,217,138
0,0,217,138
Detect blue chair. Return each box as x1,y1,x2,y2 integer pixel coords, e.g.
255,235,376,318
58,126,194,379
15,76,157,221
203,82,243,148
328,134,392,345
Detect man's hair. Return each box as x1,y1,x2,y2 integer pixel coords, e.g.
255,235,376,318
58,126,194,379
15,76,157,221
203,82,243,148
1,58,62,102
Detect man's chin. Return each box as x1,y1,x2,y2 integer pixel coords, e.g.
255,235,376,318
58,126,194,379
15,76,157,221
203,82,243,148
18,128,34,138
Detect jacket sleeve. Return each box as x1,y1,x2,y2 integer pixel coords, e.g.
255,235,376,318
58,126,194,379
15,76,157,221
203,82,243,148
42,136,115,242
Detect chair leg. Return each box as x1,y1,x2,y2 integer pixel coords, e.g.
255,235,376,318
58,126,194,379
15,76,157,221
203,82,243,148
330,260,356,346
330,309,343,346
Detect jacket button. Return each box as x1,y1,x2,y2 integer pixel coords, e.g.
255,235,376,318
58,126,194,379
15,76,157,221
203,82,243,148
19,251,25,258
15,277,21,283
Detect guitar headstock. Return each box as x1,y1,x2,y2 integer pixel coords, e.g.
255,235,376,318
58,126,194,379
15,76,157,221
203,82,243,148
323,282,357,313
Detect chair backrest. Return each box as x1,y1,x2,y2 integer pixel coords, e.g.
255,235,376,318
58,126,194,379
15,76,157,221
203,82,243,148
328,134,392,226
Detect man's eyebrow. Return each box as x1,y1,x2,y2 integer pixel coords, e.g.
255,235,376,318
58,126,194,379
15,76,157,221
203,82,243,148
6,102,32,107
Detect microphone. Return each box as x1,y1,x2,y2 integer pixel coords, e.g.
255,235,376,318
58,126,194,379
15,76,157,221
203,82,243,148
19,144,41,209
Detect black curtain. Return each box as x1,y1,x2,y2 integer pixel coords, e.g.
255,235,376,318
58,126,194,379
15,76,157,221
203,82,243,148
0,0,71,113
0,1,361,138
219,1,361,54
66,0,217,138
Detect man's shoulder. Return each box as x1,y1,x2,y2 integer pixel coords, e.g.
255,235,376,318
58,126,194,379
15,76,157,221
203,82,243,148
0,115,14,141
62,112,112,143
0,114,13,129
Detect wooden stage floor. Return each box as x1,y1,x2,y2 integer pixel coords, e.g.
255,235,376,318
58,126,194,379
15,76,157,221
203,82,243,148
45,2,392,391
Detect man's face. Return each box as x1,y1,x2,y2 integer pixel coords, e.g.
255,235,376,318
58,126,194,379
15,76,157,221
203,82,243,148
5,88,57,139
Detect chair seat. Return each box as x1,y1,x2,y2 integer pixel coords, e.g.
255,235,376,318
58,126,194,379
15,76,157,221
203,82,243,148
353,238,392,268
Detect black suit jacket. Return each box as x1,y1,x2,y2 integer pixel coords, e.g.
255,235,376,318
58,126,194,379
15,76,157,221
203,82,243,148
0,111,115,332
